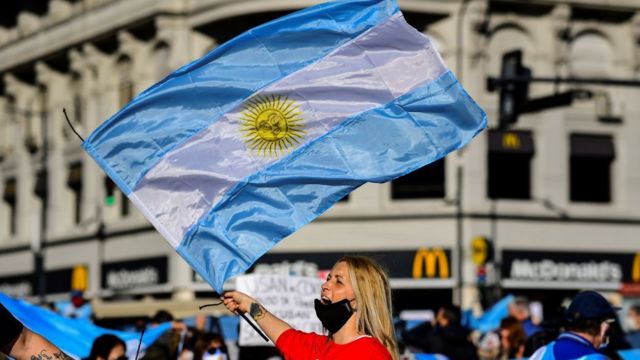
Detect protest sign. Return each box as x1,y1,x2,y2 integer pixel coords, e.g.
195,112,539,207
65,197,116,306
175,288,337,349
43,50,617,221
236,274,323,346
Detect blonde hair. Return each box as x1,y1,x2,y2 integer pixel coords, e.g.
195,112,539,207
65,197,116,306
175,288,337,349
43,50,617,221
338,256,399,360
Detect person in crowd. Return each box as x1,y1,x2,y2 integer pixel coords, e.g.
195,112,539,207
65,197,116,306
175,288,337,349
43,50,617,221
85,334,127,360
400,317,433,354
509,297,542,338
421,305,478,359
151,310,175,325
177,327,203,360
196,333,228,360
529,290,616,359
625,305,640,348
523,329,560,358
223,256,398,359
143,310,187,360
0,302,73,360
499,317,526,359
476,331,500,360
599,312,631,360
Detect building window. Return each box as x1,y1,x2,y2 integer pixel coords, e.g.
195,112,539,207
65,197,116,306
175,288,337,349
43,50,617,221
104,177,130,217
67,162,83,224
487,130,534,200
117,55,134,108
3,178,17,235
1,97,15,157
33,170,47,231
71,73,83,126
392,158,445,199
570,134,614,203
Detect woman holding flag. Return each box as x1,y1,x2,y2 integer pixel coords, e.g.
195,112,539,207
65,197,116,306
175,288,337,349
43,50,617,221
223,256,398,359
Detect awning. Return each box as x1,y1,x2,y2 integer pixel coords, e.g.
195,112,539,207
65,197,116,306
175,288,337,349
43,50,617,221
570,134,615,158
488,130,534,154
91,297,230,319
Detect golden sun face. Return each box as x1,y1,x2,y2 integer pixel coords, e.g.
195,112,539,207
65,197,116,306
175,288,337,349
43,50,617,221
240,95,306,158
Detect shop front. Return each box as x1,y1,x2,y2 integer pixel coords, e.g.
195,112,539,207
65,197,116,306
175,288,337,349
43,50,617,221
0,265,86,299
501,250,640,319
101,256,169,294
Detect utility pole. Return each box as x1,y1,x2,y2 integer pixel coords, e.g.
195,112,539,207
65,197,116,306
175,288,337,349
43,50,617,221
455,166,463,306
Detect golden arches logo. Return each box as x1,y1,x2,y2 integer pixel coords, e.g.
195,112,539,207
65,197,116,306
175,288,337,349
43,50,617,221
71,264,88,292
633,252,640,283
502,133,521,150
412,248,450,279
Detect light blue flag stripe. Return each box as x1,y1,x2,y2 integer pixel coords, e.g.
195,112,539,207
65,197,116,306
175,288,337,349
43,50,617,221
128,12,447,248
177,71,487,292
82,0,399,195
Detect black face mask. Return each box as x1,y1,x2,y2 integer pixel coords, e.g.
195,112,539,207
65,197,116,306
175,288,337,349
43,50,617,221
314,298,355,334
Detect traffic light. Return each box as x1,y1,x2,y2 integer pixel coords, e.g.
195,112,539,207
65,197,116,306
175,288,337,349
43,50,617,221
498,50,530,128
104,177,116,206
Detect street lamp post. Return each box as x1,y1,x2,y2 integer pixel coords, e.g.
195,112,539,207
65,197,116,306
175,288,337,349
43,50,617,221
455,165,463,306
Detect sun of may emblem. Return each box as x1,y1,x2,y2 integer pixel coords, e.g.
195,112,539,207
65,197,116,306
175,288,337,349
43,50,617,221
240,95,306,157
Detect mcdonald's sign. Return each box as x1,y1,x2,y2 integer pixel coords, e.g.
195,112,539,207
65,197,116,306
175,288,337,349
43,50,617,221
633,252,640,283
412,248,450,279
502,133,521,150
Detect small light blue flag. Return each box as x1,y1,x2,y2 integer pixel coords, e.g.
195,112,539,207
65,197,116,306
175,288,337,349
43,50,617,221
464,295,514,332
83,0,487,292
0,293,171,359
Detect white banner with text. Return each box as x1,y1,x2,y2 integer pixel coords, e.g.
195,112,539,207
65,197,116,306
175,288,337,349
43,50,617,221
236,274,323,346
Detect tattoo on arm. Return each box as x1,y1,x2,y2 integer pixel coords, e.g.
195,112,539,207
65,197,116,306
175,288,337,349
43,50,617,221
249,301,266,321
31,350,73,360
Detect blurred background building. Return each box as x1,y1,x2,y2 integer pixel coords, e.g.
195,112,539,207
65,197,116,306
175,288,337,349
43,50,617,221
0,0,639,323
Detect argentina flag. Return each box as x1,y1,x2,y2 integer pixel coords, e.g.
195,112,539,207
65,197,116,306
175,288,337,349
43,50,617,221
83,0,487,292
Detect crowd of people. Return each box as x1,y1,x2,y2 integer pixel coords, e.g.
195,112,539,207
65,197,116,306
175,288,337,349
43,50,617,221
400,292,640,360
135,311,230,360
1,256,640,360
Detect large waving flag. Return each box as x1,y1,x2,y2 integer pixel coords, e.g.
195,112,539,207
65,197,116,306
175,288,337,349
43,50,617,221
83,0,487,292
0,293,171,359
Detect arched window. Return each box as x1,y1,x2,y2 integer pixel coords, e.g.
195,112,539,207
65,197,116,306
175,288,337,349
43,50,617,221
569,32,612,77
487,24,533,76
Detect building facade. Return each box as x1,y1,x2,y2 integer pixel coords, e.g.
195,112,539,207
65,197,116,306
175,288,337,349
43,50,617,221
0,0,639,318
